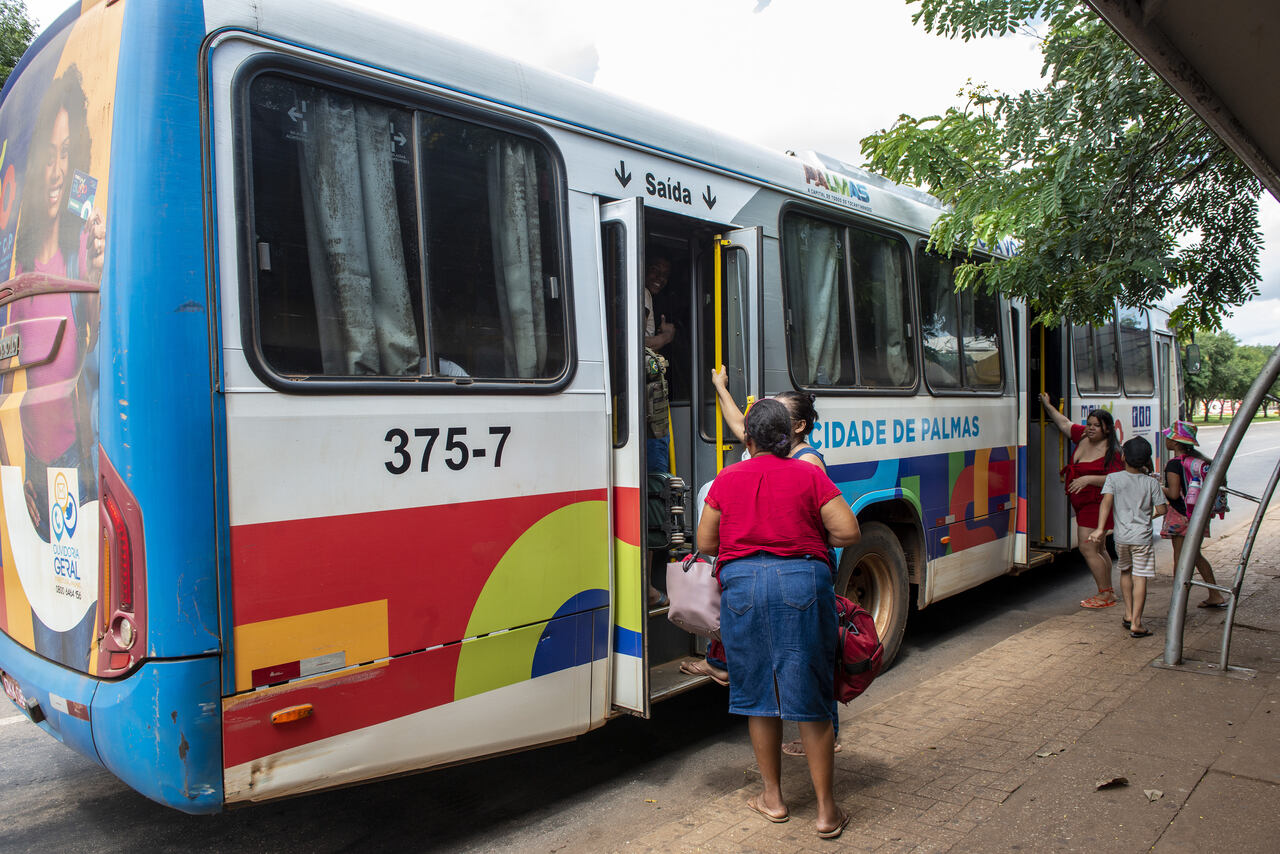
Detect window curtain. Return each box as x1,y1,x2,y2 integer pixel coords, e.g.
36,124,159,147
488,139,546,378
297,90,418,376
787,218,841,385
869,246,911,386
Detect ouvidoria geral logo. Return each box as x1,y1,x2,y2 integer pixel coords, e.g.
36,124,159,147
48,468,84,602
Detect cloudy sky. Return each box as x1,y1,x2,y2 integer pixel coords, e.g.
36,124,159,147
24,0,1280,344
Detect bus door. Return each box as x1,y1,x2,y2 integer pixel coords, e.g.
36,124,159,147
600,197,648,715
1030,324,1072,550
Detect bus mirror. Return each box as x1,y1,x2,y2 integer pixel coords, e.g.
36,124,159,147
1184,343,1202,375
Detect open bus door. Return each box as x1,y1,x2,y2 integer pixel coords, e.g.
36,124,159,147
1030,323,1072,552
599,197,649,716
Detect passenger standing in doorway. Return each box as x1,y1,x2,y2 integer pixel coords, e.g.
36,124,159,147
1039,394,1124,608
698,398,859,839
644,255,675,475
644,256,676,607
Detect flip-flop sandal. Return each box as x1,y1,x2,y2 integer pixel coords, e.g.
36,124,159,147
1122,619,1131,630
817,811,850,839
679,659,729,687
1081,589,1117,609
746,795,789,823
1198,601,1228,609
1130,628,1153,638
782,739,843,757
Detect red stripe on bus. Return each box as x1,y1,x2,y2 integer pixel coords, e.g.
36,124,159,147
613,486,641,546
223,647,462,769
229,489,606,652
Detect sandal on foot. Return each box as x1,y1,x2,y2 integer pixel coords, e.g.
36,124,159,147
1122,619,1131,630
1198,600,1228,609
679,658,729,687
1081,589,1117,609
1129,628,1153,638
746,795,789,823
782,739,842,757
817,811,850,839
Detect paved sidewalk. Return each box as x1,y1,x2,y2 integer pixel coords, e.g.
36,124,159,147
615,510,1280,853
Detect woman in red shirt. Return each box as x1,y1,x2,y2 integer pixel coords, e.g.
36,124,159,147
698,398,860,839
1039,394,1124,608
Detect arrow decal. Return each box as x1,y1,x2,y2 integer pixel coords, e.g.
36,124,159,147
702,186,717,209
615,161,632,188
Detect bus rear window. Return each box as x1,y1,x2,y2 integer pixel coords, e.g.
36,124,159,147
244,73,568,385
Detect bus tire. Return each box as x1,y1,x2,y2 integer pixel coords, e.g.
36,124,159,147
835,521,910,669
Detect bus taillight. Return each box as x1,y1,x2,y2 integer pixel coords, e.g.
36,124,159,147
97,449,148,675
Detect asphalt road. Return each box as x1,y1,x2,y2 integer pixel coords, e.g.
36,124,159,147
2,421,1277,854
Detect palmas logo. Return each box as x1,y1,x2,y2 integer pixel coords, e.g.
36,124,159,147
51,471,78,542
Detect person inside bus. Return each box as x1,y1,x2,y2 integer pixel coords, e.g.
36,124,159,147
697,398,858,839
644,254,677,607
685,368,841,751
1038,394,1124,608
644,254,675,473
1161,421,1227,608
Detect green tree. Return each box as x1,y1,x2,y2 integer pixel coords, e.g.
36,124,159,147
1183,331,1244,422
0,1,35,89
1232,344,1280,418
861,0,1262,331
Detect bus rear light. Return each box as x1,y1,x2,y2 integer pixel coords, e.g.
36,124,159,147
102,494,133,611
97,449,148,677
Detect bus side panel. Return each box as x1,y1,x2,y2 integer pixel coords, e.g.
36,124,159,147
104,0,221,660
92,656,223,813
222,610,604,802
815,397,1017,604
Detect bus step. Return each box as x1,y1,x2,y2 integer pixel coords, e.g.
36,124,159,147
1010,549,1056,575
648,657,713,703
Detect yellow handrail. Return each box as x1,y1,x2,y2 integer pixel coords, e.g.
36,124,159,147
713,236,729,473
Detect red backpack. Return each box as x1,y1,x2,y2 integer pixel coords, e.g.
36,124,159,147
834,594,884,704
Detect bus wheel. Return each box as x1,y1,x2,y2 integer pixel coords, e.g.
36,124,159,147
835,521,910,668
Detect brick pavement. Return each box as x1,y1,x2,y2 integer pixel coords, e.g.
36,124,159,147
612,509,1280,853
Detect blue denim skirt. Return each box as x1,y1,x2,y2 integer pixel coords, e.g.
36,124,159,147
719,554,837,722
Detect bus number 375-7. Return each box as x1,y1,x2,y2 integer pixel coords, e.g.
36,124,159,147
383,426,512,474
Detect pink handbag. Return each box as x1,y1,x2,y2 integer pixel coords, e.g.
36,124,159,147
666,553,721,640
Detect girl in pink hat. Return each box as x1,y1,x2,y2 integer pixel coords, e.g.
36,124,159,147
1161,421,1227,608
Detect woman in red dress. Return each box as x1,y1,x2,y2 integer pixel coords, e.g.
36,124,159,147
1039,394,1124,608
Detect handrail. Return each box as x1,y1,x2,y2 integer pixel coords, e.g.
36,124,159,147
1163,341,1280,668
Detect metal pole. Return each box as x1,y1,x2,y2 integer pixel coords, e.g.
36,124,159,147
1218,456,1280,669
1164,342,1280,665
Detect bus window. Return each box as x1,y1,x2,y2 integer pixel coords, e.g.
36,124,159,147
1072,325,1097,393
781,212,914,389
245,73,568,384
1073,316,1121,395
1118,306,1155,395
782,213,853,387
848,227,915,388
916,250,1004,392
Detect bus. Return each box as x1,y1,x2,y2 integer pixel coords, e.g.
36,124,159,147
0,0,1182,812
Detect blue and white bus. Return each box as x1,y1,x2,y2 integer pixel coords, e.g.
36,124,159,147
0,0,1181,812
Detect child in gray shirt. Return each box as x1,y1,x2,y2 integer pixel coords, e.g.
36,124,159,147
1091,437,1167,637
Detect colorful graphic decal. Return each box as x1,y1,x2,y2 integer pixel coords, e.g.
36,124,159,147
224,489,610,769
0,0,124,672
829,445,1017,561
